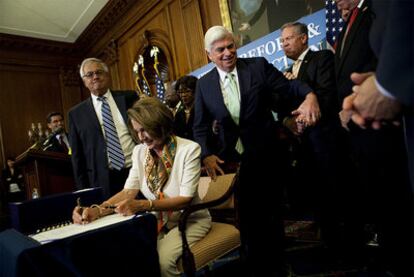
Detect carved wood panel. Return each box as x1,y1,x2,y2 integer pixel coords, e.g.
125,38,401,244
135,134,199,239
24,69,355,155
0,0,223,161
0,65,63,159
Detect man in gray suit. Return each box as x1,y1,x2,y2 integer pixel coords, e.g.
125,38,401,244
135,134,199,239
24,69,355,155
69,58,138,198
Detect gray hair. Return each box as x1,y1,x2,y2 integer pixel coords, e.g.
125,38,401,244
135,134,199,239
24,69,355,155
79,58,109,77
280,22,308,36
204,26,234,53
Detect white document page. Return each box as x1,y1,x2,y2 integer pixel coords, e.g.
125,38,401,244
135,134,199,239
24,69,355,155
30,213,135,244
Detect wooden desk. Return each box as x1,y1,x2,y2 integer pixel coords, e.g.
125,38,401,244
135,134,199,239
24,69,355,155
0,213,159,276
15,149,75,199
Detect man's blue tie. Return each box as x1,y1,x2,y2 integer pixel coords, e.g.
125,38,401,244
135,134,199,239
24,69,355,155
98,96,125,170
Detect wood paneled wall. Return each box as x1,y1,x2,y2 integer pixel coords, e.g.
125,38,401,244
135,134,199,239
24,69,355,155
0,63,84,166
89,0,221,89
0,0,222,169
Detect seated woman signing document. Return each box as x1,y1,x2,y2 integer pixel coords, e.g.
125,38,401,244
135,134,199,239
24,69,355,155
72,97,211,277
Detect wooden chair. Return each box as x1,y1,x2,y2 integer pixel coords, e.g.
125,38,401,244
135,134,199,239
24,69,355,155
177,171,240,277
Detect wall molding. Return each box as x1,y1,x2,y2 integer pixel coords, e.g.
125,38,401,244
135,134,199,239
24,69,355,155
60,67,81,87
0,0,137,58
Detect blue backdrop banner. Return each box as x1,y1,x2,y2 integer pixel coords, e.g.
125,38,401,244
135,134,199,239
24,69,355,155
191,9,326,78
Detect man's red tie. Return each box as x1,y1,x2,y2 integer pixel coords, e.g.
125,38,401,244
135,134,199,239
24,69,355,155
340,7,359,56
345,7,359,37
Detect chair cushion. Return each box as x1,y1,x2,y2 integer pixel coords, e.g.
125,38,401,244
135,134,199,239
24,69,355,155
177,222,241,272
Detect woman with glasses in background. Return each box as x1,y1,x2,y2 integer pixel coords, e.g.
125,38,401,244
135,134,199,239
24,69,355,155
173,75,198,141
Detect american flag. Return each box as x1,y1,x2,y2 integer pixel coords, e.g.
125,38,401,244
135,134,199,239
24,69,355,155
325,0,345,50
141,79,151,96
155,73,166,103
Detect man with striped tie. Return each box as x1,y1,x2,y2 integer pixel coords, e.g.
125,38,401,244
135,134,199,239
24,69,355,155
69,58,139,198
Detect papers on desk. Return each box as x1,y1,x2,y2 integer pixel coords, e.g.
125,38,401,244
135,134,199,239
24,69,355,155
30,213,135,244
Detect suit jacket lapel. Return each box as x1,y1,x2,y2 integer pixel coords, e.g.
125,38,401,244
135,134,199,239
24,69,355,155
335,28,346,71
297,51,313,80
337,2,368,73
236,59,251,118
112,91,128,123
86,97,102,133
208,68,231,116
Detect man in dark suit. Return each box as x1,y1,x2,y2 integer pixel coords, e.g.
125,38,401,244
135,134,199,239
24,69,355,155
342,1,413,275
335,0,411,273
69,58,138,199
280,22,348,250
43,111,70,153
344,0,414,190
193,25,321,276
335,0,377,104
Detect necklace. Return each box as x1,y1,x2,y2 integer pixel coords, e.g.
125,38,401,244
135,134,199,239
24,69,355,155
184,107,192,123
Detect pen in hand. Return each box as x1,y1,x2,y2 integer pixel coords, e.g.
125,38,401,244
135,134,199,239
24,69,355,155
76,197,86,223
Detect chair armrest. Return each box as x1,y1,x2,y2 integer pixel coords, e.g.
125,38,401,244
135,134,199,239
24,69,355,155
178,171,239,233
178,170,239,277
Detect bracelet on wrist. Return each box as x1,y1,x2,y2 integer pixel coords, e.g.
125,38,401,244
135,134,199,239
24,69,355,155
90,204,102,218
148,199,153,211
102,202,117,210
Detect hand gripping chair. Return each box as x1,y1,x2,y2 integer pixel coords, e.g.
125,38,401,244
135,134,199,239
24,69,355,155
177,171,241,277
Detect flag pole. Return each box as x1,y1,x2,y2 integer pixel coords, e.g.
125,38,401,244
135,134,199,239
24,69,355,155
133,62,143,96
151,46,166,103
139,55,152,97
151,46,161,78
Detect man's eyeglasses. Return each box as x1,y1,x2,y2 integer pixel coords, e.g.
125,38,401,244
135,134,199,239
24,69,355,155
82,70,105,79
